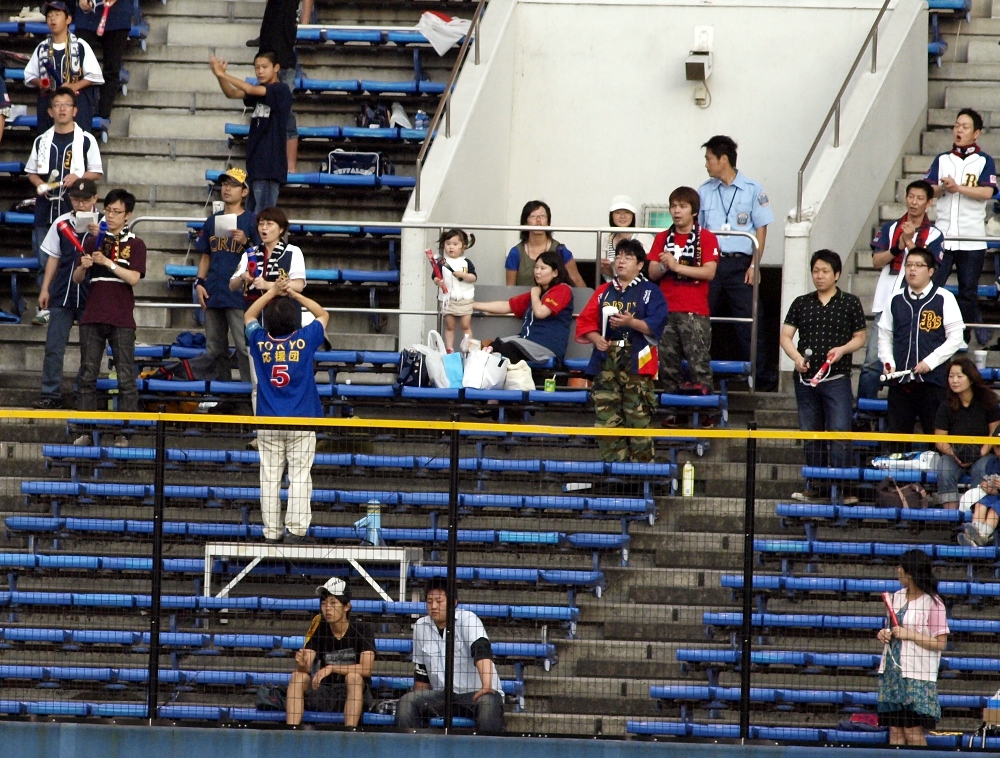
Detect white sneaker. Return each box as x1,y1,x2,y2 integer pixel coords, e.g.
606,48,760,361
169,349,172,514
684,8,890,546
791,489,817,501
31,309,49,326
113,435,129,448
73,434,91,446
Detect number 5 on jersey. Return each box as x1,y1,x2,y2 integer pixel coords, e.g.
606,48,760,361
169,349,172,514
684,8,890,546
271,364,290,387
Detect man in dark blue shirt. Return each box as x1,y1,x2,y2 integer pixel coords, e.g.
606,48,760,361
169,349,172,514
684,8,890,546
210,51,292,213
72,0,134,120
194,167,260,384
33,178,101,409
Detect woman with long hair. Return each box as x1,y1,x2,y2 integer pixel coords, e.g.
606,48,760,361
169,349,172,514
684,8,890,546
504,200,586,288
876,549,949,746
933,356,1000,509
474,250,575,364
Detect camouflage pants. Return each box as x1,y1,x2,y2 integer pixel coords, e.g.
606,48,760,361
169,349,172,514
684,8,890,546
593,344,656,463
659,312,713,393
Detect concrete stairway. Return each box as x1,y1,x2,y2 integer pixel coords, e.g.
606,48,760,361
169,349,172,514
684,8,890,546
849,0,1000,356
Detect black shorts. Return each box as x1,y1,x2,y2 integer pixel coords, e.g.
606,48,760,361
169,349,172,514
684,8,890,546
878,709,937,730
303,681,373,713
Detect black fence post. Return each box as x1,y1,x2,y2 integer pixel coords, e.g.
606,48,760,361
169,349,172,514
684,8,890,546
146,416,167,722
443,415,460,729
739,422,757,741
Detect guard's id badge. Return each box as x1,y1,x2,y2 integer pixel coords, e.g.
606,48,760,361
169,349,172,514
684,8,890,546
721,223,731,231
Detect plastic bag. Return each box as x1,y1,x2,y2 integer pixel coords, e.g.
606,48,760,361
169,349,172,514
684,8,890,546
411,330,449,388
442,351,464,388
463,351,508,390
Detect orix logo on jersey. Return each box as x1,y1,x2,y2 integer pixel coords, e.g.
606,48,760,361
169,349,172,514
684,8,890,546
918,310,943,333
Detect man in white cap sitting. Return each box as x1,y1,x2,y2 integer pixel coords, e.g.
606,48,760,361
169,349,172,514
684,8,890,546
285,577,375,727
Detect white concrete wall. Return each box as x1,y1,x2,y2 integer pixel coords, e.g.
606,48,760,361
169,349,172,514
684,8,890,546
781,0,926,370
402,0,914,348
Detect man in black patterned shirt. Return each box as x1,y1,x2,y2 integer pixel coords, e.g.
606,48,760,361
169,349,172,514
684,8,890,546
780,250,867,496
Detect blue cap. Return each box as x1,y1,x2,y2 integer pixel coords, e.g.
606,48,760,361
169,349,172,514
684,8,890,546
44,1,70,13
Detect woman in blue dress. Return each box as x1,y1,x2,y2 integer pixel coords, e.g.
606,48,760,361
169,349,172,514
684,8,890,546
876,549,949,746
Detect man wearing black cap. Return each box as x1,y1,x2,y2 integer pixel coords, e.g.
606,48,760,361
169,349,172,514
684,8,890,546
34,178,100,409
285,577,375,727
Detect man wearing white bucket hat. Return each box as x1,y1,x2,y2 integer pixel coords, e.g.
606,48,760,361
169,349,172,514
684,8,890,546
600,195,654,282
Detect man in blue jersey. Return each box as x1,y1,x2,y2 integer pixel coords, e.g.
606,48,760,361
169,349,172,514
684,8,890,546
244,278,328,543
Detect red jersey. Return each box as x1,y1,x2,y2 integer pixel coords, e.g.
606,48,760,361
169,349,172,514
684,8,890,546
648,228,720,316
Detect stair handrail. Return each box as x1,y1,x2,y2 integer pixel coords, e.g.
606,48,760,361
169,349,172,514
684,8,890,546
413,0,488,212
795,0,892,223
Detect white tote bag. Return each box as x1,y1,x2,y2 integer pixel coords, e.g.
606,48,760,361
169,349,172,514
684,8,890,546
462,351,508,390
411,330,450,388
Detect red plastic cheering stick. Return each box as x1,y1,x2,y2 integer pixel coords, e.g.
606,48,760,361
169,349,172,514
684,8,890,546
97,0,117,37
808,349,835,387
57,220,87,257
425,248,447,294
882,591,899,628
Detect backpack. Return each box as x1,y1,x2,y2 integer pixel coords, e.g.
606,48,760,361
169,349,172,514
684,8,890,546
356,102,391,129
875,476,928,510
139,354,217,413
397,348,424,387
326,149,395,177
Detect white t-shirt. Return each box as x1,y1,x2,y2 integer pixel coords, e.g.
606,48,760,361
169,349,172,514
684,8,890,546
439,255,475,302
412,609,500,694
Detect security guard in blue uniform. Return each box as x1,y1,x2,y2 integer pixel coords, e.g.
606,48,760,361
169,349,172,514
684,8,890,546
697,135,777,390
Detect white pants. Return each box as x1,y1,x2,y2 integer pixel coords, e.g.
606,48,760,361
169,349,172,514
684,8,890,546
258,428,316,540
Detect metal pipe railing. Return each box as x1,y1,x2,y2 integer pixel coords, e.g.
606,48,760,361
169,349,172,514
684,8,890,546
127,216,762,390
795,0,891,223
413,0,488,211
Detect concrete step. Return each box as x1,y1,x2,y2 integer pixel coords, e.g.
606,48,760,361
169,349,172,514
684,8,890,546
922,126,1000,153
127,112,236,140
166,21,260,47
943,84,1000,112
903,153,934,174
930,62,1000,82
940,17,1000,35
99,136,231,160
145,0,266,18
966,39,1000,64
104,155,215,187
148,63,255,93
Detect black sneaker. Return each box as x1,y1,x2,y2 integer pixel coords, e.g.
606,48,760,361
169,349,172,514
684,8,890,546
32,397,62,409
246,36,260,47
285,533,311,545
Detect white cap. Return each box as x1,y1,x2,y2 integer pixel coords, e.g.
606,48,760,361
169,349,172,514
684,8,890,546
608,195,638,215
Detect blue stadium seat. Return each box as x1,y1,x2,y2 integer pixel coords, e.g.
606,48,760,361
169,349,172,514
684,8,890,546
626,720,690,736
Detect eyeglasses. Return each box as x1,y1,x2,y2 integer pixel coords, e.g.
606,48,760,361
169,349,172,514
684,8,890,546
103,207,127,216
904,262,928,269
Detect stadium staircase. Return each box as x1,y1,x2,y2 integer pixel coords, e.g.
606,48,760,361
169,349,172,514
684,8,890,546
0,0,461,402
850,0,1000,353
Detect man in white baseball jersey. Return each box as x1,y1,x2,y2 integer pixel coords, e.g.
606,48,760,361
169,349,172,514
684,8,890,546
925,108,997,346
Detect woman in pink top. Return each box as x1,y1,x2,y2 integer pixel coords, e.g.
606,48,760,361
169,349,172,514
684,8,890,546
876,549,949,745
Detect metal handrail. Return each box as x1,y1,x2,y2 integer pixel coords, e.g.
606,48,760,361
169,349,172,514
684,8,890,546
795,0,892,223
127,216,762,390
413,0,487,212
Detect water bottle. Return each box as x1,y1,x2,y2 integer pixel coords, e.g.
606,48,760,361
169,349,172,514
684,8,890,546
682,461,695,497
414,110,429,129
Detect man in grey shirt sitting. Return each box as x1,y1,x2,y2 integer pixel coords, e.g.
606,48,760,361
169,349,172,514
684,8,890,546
395,578,504,732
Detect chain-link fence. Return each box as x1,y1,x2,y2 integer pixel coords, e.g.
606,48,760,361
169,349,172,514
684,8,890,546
0,412,997,748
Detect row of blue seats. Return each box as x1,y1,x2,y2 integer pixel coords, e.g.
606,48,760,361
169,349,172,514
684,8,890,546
0,666,521,696
0,590,578,620
0,627,554,662
801,466,940,485
5,115,109,132
4,516,629,551
295,76,445,96
647,684,985,709
754,538,996,560
0,700,399,723
184,219,401,236
776,503,972,525
205,169,414,189
41,445,676,479
20,480,653,516
625,721,990,747
226,123,428,142
703,611,1000,634
295,26,447,46
0,552,603,590
720,573,999,598
0,20,146,38
165,263,398,286
676,648,1000,673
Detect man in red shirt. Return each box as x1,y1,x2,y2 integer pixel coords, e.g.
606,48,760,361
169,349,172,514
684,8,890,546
648,186,719,399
